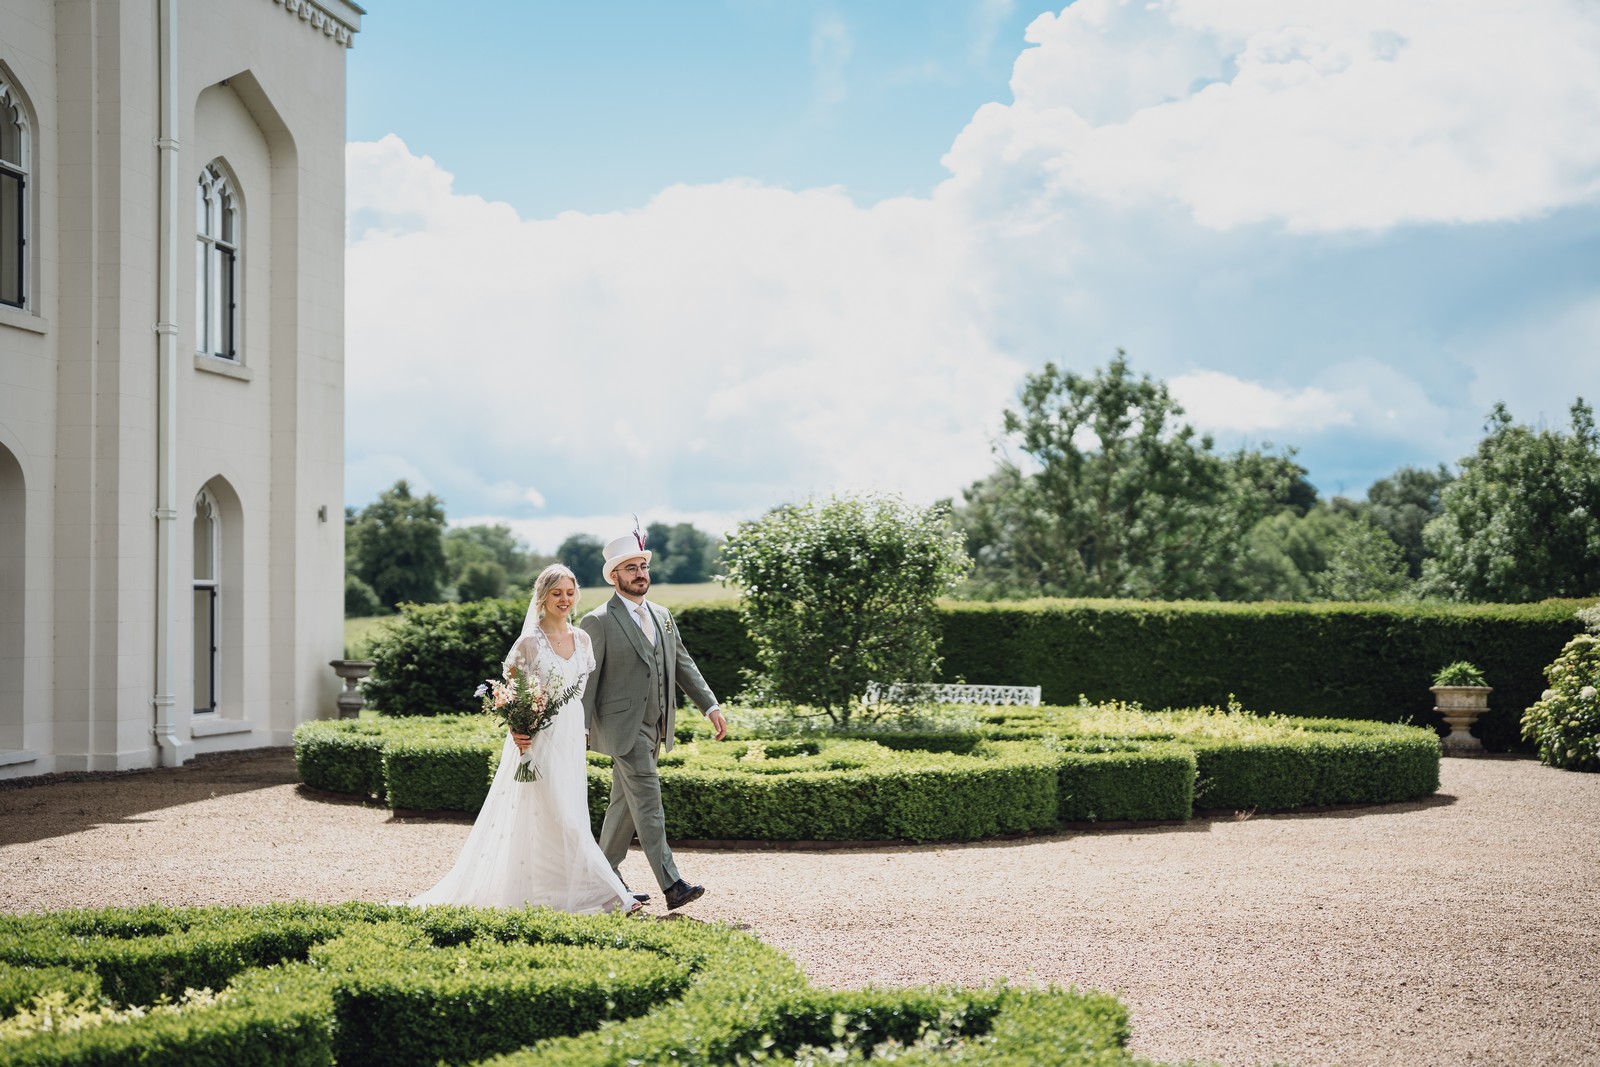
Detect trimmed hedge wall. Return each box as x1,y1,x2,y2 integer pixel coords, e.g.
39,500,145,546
295,705,1439,837
0,903,1149,1067
361,597,1591,752
670,598,1595,752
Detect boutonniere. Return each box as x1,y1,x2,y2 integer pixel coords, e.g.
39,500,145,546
664,616,674,635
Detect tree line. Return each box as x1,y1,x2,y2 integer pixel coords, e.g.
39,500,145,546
950,352,1599,604
344,351,1598,616
343,492,724,617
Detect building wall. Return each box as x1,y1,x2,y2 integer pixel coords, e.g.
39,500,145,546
0,0,358,779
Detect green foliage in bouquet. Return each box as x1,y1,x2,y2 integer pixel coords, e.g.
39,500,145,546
477,663,582,782
1522,633,1600,771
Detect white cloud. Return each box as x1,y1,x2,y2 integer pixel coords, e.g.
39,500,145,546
945,0,1600,231
345,2,1600,529
345,137,1022,523
1170,370,1350,434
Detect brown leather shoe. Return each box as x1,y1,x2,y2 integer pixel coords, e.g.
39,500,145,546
664,879,705,910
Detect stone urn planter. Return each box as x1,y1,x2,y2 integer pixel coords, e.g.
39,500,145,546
1430,685,1491,752
329,659,376,719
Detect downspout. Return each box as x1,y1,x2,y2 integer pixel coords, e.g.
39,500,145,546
152,0,186,765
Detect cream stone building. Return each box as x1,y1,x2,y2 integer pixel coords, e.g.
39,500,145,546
0,0,361,778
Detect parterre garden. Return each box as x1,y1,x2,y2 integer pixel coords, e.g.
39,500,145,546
0,703,1442,1066
0,902,1145,1066
16,589,1594,1066
293,702,1442,836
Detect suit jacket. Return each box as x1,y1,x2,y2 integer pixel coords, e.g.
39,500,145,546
580,596,718,758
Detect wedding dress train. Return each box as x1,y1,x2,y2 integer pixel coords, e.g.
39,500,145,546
409,626,634,913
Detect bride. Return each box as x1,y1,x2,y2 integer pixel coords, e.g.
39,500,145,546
409,564,642,913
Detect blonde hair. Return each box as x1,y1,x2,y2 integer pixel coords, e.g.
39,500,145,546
532,563,579,622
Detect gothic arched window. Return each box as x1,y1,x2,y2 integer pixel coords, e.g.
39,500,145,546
193,490,220,714
195,164,239,359
0,76,28,310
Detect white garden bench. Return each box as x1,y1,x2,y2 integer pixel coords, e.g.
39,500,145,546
863,682,1042,707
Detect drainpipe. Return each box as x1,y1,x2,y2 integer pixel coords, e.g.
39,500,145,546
152,0,186,766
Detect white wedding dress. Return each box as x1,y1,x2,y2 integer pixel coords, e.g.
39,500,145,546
409,625,635,913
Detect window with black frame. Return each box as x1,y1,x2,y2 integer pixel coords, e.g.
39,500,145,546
195,163,239,358
0,78,27,310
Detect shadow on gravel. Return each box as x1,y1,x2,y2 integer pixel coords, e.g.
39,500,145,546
676,791,1463,858
0,750,298,847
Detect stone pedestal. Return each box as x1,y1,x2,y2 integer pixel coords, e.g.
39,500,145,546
1431,685,1492,753
330,659,376,719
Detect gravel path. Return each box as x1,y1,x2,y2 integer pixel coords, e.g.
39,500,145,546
2,750,1596,1067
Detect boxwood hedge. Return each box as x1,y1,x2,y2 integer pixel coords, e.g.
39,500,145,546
361,597,1592,752
0,903,1150,1067
294,704,1438,838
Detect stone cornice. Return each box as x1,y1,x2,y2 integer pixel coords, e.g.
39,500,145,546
270,0,362,49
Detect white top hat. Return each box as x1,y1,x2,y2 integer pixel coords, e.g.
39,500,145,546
601,531,652,584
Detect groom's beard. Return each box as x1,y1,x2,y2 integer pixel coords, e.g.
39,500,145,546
621,576,650,597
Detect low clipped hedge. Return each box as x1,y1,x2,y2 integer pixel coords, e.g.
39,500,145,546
0,903,1153,1067
295,704,1438,838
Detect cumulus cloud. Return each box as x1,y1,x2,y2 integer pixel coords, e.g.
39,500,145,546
345,3,1600,539
345,135,1022,537
1170,371,1351,435
945,0,1600,231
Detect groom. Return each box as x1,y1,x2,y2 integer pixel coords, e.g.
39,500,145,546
581,529,728,911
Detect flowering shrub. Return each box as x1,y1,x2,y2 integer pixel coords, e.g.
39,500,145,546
1521,634,1600,772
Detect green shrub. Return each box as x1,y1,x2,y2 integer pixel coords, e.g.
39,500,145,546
936,598,1591,751
674,599,1591,751
382,736,501,811
1432,660,1488,686
1522,633,1600,771
363,597,525,716
298,704,1438,838
720,495,970,721
294,715,500,801
343,573,383,619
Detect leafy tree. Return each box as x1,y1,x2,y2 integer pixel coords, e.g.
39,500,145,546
957,352,1304,600
645,521,722,584
456,559,509,602
1233,507,1409,601
720,495,971,722
1420,400,1600,602
1317,518,1411,601
344,573,383,618
1234,508,1346,601
555,533,606,589
444,524,550,601
1359,465,1454,578
347,480,449,610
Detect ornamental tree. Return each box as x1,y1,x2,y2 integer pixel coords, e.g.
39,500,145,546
720,495,971,723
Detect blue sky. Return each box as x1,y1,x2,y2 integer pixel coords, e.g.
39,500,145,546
342,1,1600,551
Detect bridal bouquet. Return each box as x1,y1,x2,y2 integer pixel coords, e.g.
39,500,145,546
475,658,582,782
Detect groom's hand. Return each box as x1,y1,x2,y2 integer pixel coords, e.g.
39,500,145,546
708,708,728,741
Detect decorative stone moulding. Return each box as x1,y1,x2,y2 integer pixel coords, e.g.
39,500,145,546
1430,685,1492,753
272,0,358,47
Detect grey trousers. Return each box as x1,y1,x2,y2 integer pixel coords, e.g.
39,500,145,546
597,716,681,891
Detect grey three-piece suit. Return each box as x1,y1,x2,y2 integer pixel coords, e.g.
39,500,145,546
579,595,718,891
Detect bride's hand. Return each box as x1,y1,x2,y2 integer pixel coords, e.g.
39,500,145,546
511,731,532,753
